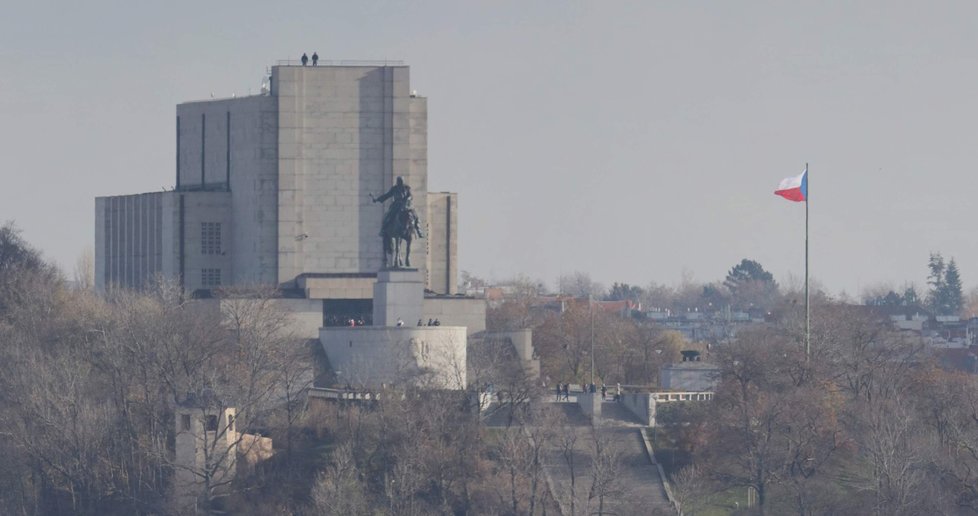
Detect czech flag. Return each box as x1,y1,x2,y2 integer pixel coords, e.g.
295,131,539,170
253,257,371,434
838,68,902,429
774,170,807,202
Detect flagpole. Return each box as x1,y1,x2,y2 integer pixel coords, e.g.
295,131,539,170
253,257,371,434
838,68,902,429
805,163,810,359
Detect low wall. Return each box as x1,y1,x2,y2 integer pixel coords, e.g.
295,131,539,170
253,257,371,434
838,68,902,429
422,296,487,335
273,298,325,339
320,326,467,390
481,330,540,379
194,298,325,340
578,392,602,423
621,392,656,426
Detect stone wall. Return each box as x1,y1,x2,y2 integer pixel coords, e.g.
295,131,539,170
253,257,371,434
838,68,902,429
426,192,457,295
176,96,280,286
272,65,427,285
95,192,174,291
620,392,656,426
180,192,232,293
660,363,720,391
320,326,467,390
422,296,487,335
96,191,232,293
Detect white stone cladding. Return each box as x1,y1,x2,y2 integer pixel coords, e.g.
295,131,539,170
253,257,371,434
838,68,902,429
373,268,425,327
422,296,487,335
426,192,457,295
96,62,458,296
272,65,428,286
176,96,279,286
95,192,174,291
320,326,467,390
95,191,230,293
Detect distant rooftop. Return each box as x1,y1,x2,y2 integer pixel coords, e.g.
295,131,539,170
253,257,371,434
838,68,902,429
274,59,405,67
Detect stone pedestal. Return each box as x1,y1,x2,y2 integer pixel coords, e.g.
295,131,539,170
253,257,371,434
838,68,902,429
373,268,424,327
319,326,468,389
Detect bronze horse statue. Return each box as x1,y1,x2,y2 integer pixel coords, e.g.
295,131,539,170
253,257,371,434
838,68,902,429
381,208,424,268
372,177,425,268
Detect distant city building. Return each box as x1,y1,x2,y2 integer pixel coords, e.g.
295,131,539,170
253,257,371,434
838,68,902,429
95,61,457,300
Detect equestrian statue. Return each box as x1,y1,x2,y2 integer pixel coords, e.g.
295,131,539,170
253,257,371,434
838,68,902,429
371,176,424,268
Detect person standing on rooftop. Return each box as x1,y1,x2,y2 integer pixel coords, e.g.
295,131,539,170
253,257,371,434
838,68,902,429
312,52,319,65
300,53,308,66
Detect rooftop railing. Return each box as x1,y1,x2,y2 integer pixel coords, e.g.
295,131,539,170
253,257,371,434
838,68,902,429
275,59,405,67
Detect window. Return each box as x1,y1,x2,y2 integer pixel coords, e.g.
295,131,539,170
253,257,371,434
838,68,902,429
201,222,222,255
201,268,221,287
181,414,191,431
205,415,219,432
228,414,235,432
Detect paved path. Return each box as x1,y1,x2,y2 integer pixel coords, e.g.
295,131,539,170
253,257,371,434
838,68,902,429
542,404,674,515
481,399,675,515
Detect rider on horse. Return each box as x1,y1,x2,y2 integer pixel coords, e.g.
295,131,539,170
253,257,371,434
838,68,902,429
373,176,423,239
371,177,424,267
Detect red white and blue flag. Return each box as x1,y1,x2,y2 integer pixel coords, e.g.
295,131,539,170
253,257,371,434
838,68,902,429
774,169,808,202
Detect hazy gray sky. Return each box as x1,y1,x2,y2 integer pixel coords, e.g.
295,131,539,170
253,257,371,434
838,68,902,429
3,1,977,296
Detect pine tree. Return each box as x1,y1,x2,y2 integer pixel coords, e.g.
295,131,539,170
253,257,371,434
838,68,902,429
927,253,946,314
902,286,918,305
943,259,963,315
926,253,964,315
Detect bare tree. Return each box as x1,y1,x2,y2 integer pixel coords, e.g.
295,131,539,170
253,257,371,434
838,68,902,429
310,442,369,515
586,430,624,516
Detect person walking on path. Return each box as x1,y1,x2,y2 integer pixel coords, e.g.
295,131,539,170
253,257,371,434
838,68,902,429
601,384,607,399
555,383,562,401
311,51,319,65
301,53,308,66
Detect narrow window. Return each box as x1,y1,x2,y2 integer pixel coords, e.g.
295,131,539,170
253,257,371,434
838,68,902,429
201,268,222,287
228,414,235,432
181,414,191,431
200,222,222,255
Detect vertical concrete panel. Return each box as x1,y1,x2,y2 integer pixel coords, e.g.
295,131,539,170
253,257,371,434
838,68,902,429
426,192,457,294
408,96,430,288
94,198,106,291
178,97,279,286
180,192,231,293
95,192,178,291
272,65,417,284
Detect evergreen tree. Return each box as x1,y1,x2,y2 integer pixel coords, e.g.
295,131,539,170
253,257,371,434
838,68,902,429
723,259,778,310
926,253,964,315
903,286,918,305
927,253,947,313
943,259,964,315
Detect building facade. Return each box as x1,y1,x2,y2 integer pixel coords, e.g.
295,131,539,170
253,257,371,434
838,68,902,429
96,62,457,299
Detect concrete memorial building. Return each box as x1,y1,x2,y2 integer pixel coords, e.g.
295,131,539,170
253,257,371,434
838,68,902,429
94,61,480,322
94,60,519,390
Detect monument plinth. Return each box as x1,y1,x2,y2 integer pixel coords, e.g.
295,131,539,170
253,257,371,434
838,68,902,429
319,266,468,390
373,268,424,327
